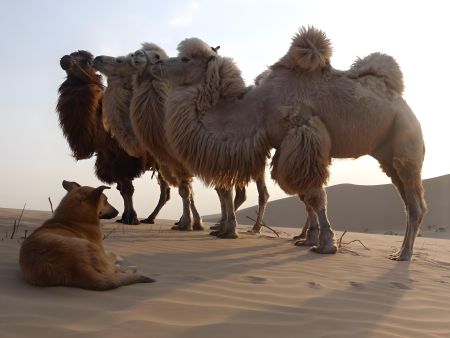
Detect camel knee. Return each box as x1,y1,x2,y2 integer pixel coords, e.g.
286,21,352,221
393,157,427,215
178,184,190,199
258,186,269,205
303,188,326,211
234,186,247,207
120,180,135,196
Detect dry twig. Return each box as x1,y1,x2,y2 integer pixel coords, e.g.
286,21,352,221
48,197,54,213
246,215,280,237
338,230,370,251
103,227,116,240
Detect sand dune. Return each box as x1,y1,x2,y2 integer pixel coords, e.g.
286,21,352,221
1,209,450,338
204,174,450,238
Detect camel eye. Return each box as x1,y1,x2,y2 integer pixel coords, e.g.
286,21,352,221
181,57,190,63
154,54,160,60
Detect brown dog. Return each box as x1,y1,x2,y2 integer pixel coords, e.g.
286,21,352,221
19,180,154,290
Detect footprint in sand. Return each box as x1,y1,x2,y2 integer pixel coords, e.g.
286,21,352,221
389,281,411,290
349,281,364,288
307,281,321,289
182,275,207,283
241,276,268,284
434,279,450,285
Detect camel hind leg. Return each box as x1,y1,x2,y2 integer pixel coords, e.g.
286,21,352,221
141,173,171,224
390,158,427,260
378,107,427,261
249,176,270,234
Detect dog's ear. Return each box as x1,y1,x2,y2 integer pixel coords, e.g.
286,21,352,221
90,185,110,204
62,180,81,192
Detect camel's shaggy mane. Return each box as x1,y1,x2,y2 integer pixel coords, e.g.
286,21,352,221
166,55,270,188
102,76,145,158
57,65,104,160
274,26,332,72
350,52,404,94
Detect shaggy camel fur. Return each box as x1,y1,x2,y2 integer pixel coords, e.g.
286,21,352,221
20,180,153,290
92,51,172,224
129,44,269,233
153,27,426,260
128,44,204,231
57,51,169,225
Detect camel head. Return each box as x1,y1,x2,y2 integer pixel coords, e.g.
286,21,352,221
130,42,168,75
93,54,134,78
60,50,99,82
151,38,219,87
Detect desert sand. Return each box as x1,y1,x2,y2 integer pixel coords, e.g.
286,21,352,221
1,208,450,338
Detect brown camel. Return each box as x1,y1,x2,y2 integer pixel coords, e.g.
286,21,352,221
57,50,170,225
128,43,269,233
152,27,427,260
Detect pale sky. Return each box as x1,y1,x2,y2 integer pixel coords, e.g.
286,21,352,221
0,0,449,219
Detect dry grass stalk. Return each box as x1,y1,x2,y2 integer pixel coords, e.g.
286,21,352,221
246,215,280,238
338,230,370,251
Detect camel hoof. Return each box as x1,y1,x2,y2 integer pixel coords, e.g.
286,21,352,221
116,219,123,224
247,229,260,235
140,218,155,224
209,230,220,236
310,244,337,254
209,224,221,230
122,218,140,225
171,224,192,231
193,223,205,231
294,239,318,247
388,250,412,261
217,231,239,239
293,234,306,241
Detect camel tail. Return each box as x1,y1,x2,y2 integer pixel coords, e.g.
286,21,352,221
350,53,404,94
271,116,331,194
279,26,332,72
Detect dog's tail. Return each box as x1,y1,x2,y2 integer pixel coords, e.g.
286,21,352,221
276,26,332,72
350,53,404,94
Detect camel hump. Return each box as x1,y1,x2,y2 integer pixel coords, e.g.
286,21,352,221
287,26,333,72
350,53,404,94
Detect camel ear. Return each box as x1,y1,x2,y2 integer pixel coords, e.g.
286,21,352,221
90,185,110,204
62,180,81,192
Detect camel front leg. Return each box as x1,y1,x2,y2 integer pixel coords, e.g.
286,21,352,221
294,202,319,247
141,173,171,224
234,186,247,211
189,182,204,231
249,177,269,234
217,188,239,239
117,179,140,225
303,187,337,254
172,181,192,231
210,188,226,234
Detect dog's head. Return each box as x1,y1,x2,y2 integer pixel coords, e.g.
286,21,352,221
61,180,119,220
